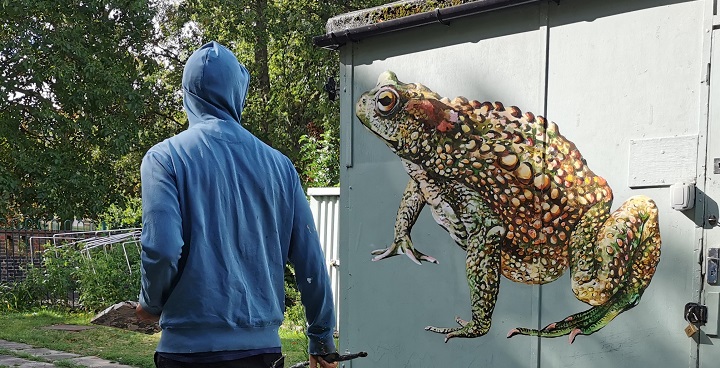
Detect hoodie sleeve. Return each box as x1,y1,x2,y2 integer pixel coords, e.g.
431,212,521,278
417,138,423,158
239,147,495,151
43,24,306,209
288,173,337,356
138,150,185,316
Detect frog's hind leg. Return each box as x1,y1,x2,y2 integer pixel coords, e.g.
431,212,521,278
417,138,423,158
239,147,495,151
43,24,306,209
425,214,505,342
508,195,661,343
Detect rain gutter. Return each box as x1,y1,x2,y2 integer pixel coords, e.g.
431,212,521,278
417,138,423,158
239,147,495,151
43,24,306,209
313,0,546,50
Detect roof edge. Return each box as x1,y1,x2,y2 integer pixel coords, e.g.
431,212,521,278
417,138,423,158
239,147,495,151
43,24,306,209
313,0,543,50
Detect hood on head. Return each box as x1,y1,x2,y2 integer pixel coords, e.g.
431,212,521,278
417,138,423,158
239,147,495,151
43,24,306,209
182,41,250,126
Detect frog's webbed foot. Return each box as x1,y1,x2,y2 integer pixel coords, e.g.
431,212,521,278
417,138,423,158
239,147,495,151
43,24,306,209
507,292,639,343
371,235,438,264
425,316,489,343
424,224,503,343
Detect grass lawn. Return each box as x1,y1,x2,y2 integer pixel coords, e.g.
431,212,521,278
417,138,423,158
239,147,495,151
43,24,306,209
0,311,310,368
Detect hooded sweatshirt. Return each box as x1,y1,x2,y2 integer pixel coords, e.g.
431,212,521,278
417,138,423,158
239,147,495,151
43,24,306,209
139,41,336,356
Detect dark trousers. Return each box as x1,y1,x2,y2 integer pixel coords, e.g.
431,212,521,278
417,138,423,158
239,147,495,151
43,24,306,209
154,353,284,368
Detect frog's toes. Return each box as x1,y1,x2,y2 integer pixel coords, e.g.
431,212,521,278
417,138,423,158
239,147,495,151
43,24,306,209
371,244,438,264
404,248,438,264
454,316,469,326
370,246,402,261
507,302,619,343
506,327,534,339
507,326,586,343
426,317,487,342
568,328,584,344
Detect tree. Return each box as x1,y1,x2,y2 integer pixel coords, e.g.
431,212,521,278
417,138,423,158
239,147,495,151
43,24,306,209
155,0,391,187
0,0,392,222
0,0,169,221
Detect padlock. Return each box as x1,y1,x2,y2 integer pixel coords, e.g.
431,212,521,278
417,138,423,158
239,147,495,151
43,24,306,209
685,323,699,337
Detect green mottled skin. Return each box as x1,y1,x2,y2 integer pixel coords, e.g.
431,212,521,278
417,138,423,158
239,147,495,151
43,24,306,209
355,71,662,343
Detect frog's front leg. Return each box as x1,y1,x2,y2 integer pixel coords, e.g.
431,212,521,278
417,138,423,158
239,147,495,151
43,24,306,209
508,195,661,343
425,211,505,342
371,179,438,264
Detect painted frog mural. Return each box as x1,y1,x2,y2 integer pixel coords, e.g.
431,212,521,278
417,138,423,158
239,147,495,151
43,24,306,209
355,71,661,343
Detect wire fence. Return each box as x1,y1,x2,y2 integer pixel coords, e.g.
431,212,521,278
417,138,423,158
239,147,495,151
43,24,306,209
1,188,340,312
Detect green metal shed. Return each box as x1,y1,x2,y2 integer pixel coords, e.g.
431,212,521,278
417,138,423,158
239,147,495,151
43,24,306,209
315,0,720,366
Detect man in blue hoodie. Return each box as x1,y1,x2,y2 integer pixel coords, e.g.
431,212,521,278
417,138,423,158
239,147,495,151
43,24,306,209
135,41,337,368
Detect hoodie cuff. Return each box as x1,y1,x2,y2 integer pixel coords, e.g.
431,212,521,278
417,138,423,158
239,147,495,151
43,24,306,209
138,294,163,316
308,334,336,356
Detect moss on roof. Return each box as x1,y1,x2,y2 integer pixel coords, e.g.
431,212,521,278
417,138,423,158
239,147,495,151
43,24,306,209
326,0,486,33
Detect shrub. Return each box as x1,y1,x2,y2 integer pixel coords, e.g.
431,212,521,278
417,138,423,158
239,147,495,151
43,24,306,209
75,244,141,311
0,241,140,312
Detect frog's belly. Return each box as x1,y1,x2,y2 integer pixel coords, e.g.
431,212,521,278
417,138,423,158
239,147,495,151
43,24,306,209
500,243,569,284
421,182,474,247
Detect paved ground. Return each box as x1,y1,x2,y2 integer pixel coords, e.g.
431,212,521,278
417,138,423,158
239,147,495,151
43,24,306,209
0,339,137,368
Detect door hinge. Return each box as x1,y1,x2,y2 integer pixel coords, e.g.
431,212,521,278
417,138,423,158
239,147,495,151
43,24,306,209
706,63,711,85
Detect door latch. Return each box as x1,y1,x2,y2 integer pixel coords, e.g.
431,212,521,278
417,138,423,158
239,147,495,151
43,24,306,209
684,302,708,324
709,248,720,285
708,214,718,227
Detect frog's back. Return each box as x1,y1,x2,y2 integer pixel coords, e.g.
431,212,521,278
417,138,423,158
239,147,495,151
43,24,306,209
437,98,614,283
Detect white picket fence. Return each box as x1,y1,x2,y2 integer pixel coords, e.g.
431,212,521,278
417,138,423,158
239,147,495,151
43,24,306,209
307,187,341,329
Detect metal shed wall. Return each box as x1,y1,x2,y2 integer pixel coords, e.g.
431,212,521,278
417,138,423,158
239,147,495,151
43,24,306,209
334,0,715,367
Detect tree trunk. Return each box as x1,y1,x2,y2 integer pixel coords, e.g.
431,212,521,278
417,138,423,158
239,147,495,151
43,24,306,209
253,0,270,137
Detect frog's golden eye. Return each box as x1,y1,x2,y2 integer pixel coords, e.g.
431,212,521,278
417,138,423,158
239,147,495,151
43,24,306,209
374,87,401,116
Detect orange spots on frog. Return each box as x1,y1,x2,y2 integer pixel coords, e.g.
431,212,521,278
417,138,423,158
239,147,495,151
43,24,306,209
524,111,536,123
437,120,455,132
498,154,519,171
537,116,547,128
406,98,453,129
515,162,534,184
478,101,494,115
533,173,550,191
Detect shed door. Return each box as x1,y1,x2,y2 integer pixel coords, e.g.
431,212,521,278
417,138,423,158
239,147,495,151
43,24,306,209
700,27,720,368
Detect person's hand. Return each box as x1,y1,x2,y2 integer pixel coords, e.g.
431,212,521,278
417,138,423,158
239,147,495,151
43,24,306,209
309,355,337,368
135,303,160,323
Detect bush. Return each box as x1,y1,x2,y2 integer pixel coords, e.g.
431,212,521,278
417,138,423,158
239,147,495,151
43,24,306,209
0,245,79,311
75,244,141,311
1,240,310,320
0,241,140,312
98,197,142,229
0,268,46,311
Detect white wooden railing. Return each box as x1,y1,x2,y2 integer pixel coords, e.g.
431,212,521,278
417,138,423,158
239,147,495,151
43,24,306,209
307,187,341,329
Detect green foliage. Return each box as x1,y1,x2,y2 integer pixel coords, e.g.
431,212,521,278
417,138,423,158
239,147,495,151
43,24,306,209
283,264,305,331
0,245,79,311
0,242,140,312
97,197,143,229
155,0,391,186
75,245,141,311
300,127,340,187
1,0,397,221
0,0,171,221
0,268,45,311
